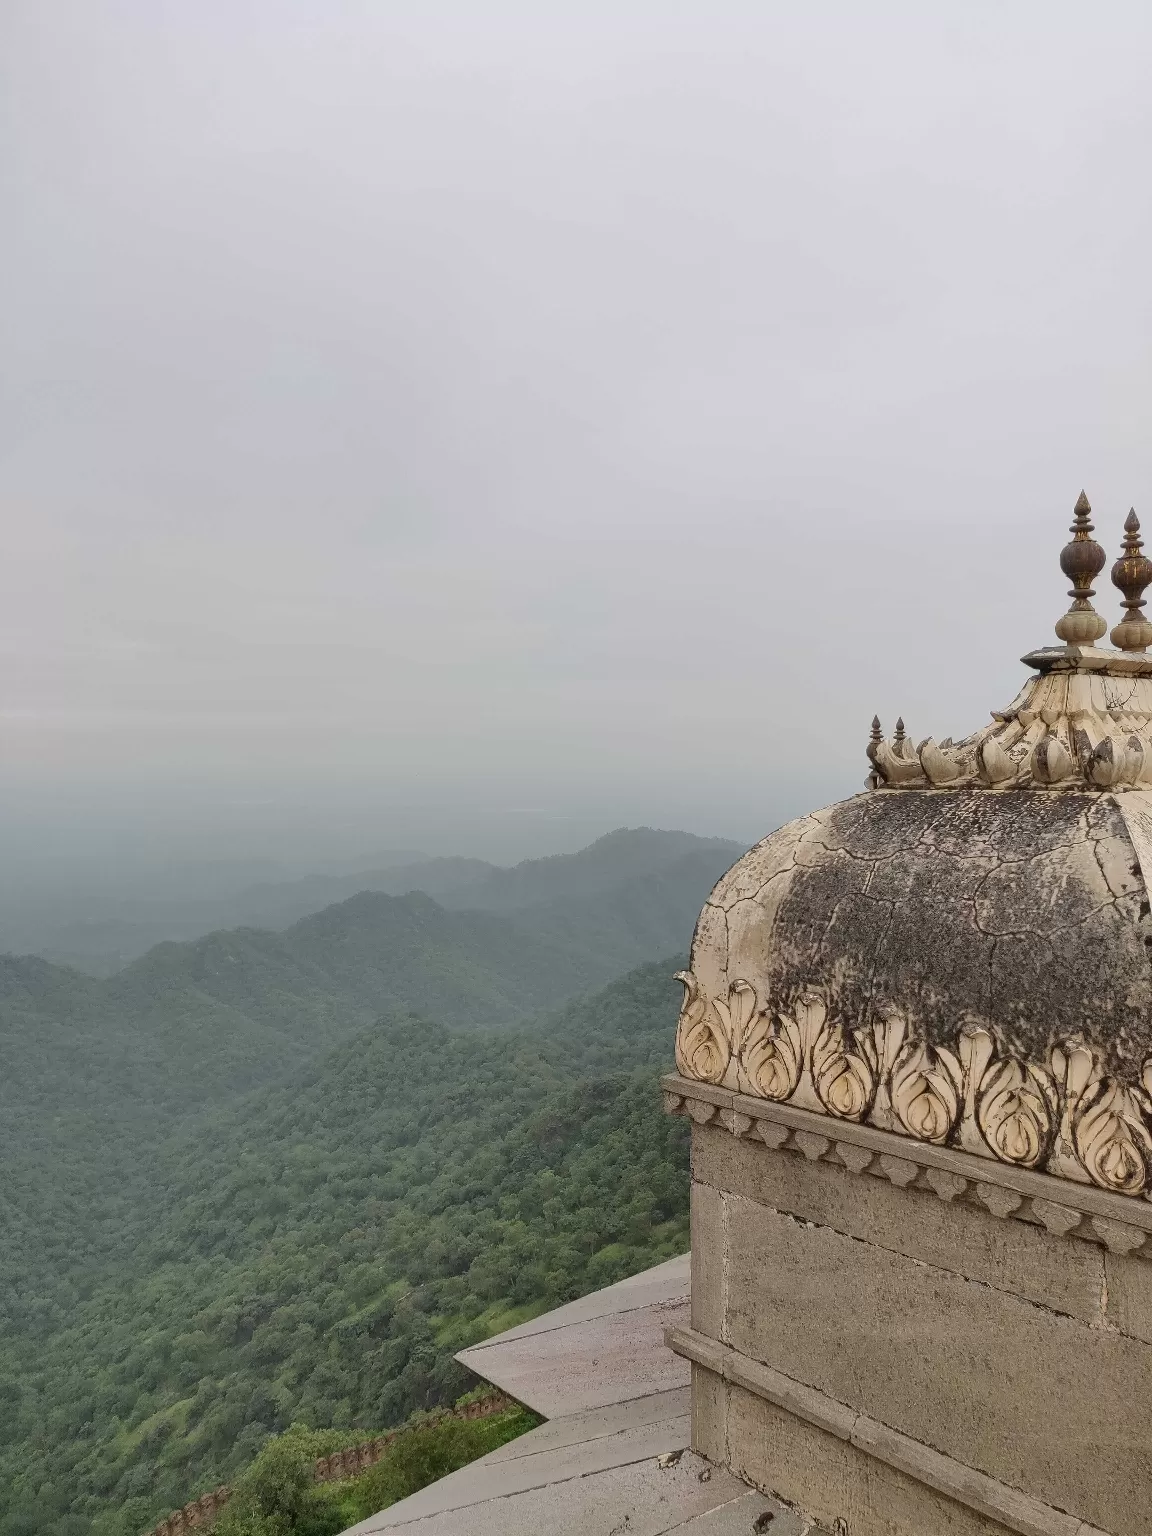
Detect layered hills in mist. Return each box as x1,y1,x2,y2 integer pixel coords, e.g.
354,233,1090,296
13,827,740,977
0,827,739,1536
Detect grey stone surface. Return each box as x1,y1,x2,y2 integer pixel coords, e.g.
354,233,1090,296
690,1181,725,1337
345,1399,694,1529
460,1253,690,1350
676,1330,1096,1536
455,1293,690,1419
695,788,1152,1082
691,1124,1108,1323
723,1378,1023,1536
478,1386,689,1466
341,1257,826,1536
455,1253,691,1418
717,1190,1150,1534
1104,1248,1152,1343
690,1362,726,1467
347,1442,800,1535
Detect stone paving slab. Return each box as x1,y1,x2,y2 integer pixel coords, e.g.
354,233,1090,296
480,1385,690,1465
458,1295,691,1418
340,1255,826,1535
458,1253,691,1351
346,1444,806,1535
455,1261,691,1419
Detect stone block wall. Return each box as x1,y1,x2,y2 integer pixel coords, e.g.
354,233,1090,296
665,1072,1149,1536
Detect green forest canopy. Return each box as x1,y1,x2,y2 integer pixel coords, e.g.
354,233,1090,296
0,960,690,1536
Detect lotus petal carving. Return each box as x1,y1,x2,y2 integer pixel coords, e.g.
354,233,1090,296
710,979,758,1058
1052,1041,1152,1195
1076,1078,1152,1193
738,1007,803,1101
674,971,729,1085
868,1012,962,1144
810,1006,876,1122
919,739,962,786
978,1055,1056,1168
891,1039,963,1145
675,975,1152,1195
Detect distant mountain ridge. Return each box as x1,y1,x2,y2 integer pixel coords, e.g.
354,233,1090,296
23,827,742,975
0,827,738,1320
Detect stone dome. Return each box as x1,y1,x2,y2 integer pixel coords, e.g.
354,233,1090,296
675,496,1152,1197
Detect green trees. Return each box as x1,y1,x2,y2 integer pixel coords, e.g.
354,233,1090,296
0,961,689,1536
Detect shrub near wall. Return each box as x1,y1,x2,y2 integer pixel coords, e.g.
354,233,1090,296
145,1391,533,1536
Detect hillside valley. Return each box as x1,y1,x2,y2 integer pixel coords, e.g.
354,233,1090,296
0,963,689,1536
0,828,732,1536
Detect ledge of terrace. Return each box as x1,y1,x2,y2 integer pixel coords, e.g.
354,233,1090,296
343,1254,822,1535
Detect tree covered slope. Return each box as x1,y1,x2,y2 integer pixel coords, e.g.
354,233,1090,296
0,961,690,1536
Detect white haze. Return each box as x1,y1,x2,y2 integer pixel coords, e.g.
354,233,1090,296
2,2,1151,899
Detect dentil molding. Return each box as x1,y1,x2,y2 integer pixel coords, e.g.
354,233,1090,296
662,1071,1152,1261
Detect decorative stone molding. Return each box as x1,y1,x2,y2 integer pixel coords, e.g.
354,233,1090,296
868,648,1152,792
867,498,1152,793
666,1326,1113,1536
662,1072,1152,1260
673,974,1152,1200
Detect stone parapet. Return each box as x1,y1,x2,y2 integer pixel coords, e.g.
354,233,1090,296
665,1072,1152,1536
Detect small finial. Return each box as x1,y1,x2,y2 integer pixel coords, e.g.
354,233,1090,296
1054,490,1108,645
894,717,906,746
1110,509,1152,652
866,716,882,767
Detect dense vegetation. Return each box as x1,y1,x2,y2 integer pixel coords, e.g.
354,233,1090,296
2,830,727,1329
0,960,690,1536
210,1395,538,1536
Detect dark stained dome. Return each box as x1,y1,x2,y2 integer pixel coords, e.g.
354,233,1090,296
675,495,1152,1196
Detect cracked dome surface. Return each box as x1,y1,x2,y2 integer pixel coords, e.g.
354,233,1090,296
691,788,1152,1079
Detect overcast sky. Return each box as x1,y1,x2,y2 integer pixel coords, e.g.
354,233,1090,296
3,2,1151,878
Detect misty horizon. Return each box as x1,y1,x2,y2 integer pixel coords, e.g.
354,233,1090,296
4,3,1152,896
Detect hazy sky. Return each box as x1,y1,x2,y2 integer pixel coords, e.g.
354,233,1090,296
3,3,1152,877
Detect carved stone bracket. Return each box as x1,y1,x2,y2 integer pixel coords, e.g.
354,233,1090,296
663,1072,1152,1261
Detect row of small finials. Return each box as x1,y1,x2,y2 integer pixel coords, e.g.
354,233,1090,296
1058,491,1151,652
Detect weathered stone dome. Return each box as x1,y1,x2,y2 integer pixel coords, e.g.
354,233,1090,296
675,496,1152,1197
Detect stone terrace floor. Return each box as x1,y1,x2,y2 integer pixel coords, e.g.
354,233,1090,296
342,1254,821,1536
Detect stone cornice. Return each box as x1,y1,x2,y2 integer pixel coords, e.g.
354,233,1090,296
662,1072,1152,1261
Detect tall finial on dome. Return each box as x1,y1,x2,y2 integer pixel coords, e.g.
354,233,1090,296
1110,510,1152,652
1054,491,1108,645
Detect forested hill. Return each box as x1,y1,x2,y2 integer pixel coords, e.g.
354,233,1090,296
0,827,735,1534
0,962,690,1536
2,827,731,1283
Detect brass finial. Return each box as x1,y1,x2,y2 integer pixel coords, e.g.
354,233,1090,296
1110,509,1152,652
1054,490,1108,645
867,716,882,764
865,716,883,788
